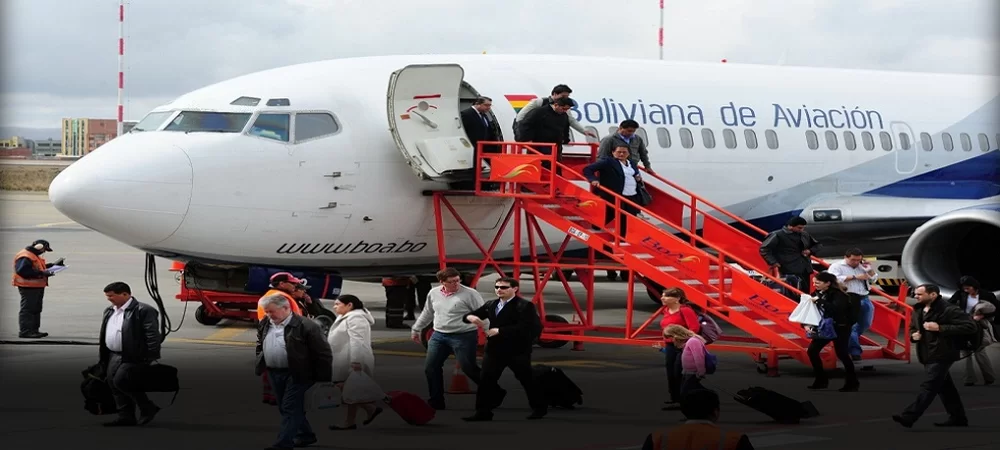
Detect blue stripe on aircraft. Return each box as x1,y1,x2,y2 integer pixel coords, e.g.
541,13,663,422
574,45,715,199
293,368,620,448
863,149,1000,200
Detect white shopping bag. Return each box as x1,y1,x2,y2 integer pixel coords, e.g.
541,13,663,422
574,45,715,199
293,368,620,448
341,371,385,405
788,296,822,326
308,383,340,410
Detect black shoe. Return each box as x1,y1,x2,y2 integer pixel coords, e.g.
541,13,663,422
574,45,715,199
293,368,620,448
462,413,493,422
18,331,46,338
807,381,829,390
328,424,357,430
138,405,160,425
293,436,317,447
892,414,914,428
934,418,968,427
526,410,546,420
838,382,860,392
103,417,137,427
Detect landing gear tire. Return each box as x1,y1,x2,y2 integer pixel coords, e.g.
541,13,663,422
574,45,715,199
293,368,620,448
195,304,223,326
536,314,570,349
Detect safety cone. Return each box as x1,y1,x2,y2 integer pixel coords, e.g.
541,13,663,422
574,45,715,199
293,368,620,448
445,361,474,394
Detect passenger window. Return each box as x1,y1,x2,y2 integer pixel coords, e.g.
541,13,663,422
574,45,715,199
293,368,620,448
844,131,857,151
920,132,933,151
825,131,838,150
635,127,649,145
294,113,339,143
723,129,737,149
879,131,892,151
862,132,875,150
943,133,954,151
960,133,972,151
701,129,716,149
656,128,672,148
805,130,819,150
250,113,290,142
584,126,600,144
899,133,911,150
679,128,694,149
978,133,990,152
745,130,758,149
765,130,778,149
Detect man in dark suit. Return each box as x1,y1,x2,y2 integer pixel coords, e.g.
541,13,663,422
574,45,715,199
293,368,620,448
948,276,997,386
582,145,644,239
460,96,500,190
99,281,162,427
516,97,575,174
461,277,546,421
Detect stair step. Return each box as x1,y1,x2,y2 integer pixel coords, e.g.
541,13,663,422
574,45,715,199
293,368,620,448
720,305,749,312
683,278,732,286
756,320,776,326
779,333,800,339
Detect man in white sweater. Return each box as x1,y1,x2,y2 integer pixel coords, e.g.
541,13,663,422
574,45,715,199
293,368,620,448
410,267,490,410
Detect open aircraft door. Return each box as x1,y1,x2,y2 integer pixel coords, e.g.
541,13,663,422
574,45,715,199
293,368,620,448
387,64,474,181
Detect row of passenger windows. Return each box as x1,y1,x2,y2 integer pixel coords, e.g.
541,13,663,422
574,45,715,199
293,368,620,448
577,125,997,153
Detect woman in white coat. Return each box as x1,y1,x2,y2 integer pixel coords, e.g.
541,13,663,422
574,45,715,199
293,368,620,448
327,295,384,430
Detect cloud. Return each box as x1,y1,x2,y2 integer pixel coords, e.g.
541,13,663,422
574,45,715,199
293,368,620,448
1,0,996,130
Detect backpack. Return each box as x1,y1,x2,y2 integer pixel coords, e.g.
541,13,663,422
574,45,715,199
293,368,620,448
81,364,117,415
697,313,723,345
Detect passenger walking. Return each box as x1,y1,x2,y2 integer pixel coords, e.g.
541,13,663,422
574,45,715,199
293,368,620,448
327,295,384,430
948,276,997,386
583,145,644,240
255,293,332,449
597,119,653,174
893,284,977,428
410,267,488,410
99,282,163,427
759,217,822,295
461,277,546,421
12,239,62,338
512,84,596,140
805,272,859,392
826,248,877,361
658,288,701,411
516,97,576,173
664,325,709,396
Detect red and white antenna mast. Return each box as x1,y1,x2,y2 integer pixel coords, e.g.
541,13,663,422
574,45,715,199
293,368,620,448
117,0,125,136
658,0,664,60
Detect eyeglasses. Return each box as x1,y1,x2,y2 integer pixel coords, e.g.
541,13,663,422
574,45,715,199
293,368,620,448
494,285,511,290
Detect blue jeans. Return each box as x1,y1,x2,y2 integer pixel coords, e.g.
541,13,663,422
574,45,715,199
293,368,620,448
425,329,481,405
267,369,315,449
849,296,874,357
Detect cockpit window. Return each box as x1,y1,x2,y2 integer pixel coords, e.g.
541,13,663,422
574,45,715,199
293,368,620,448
294,113,340,142
249,113,290,142
130,111,174,133
163,111,252,133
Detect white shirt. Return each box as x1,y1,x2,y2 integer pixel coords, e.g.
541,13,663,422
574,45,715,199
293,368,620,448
619,160,637,196
966,294,979,314
105,297,135,352
263,314,293,368
496,297,513,315
827,260,878,296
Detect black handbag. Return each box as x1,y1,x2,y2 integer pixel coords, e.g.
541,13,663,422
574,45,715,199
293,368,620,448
139,362,180,405
636,181,652,206
81,363,117,415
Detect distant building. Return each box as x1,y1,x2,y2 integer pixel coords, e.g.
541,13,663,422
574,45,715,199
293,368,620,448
61,118,117,156
33,139,61,157
0,136,29,149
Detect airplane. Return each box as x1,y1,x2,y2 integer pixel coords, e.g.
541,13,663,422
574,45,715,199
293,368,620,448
46,54,999,302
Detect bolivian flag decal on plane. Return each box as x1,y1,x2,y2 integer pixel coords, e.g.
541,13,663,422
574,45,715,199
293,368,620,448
505,94,537,113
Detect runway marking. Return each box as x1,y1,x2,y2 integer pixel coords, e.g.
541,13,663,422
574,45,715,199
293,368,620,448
202,326,249,341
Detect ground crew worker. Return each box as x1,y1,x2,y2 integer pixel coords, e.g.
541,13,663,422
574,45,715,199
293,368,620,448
642,389,754,450
12,239,62,338
256,272,303,321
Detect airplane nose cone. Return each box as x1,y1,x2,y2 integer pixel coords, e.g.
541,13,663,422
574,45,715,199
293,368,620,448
49,139,193,248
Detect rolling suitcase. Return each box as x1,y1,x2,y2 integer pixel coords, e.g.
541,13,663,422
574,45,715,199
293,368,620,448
532,364,583,409
385,390,435,425
732,386,818,424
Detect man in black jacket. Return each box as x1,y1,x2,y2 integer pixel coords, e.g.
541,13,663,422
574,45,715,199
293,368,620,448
461,277,545,421
99,281,162,427
759,217,822,295
256,293,333,450
516,97,575,174
893,283,978,428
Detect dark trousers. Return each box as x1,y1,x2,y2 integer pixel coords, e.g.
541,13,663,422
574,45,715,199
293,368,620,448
807,324,857,384
425,330,482,405
604,194,642,238
268,369,316,449
664,344,683,403
680,374,705,398
475,350,546,415
106,353,156,419
383,285,409,328
778,269,812,295
900,361,967,423
18,287,44,334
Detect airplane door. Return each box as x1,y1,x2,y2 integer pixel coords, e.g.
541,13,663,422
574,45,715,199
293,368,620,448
387,64,474,182
891,121,918,174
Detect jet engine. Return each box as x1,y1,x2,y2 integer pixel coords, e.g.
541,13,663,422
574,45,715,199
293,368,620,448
901,205,1000,299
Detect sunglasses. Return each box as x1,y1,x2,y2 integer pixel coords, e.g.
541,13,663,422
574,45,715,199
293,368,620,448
494,285,511,290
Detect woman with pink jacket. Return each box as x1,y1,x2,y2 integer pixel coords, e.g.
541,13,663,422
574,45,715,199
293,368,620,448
664,324,709,396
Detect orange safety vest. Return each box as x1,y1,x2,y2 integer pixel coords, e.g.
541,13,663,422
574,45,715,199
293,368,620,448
649,423,745,450
11,249,48,288
256,289,302,321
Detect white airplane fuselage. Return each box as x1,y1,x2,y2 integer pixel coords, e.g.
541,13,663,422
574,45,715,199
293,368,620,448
48,54,1000,295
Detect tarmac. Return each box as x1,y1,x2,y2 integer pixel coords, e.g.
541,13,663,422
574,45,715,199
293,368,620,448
2,191,999,450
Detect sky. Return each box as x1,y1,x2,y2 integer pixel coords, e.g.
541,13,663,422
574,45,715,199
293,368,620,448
1,0,996,131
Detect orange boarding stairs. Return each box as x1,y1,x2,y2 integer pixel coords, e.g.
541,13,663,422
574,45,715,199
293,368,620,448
473,141,912,375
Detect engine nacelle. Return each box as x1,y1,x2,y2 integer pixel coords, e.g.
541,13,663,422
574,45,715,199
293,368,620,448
901,205,1000,299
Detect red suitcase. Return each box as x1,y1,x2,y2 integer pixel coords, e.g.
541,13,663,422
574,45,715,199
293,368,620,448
385,390,435,425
